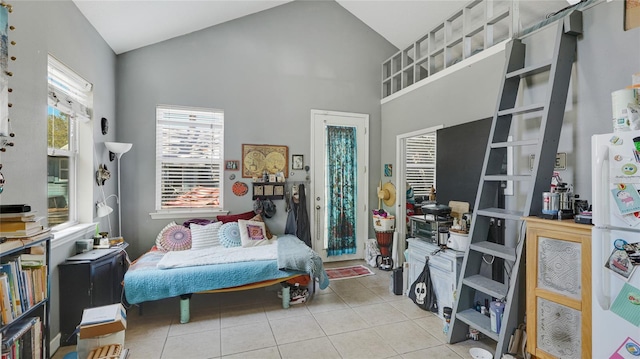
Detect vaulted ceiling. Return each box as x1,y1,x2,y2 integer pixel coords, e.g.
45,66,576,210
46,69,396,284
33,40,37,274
72,0,571,55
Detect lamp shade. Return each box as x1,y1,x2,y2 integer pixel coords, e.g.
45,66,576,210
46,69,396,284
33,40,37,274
96,202,114,218
105,142,132,155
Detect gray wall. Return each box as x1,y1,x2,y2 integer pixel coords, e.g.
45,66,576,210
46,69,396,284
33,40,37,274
3,0,117,349
116,0,397,258
382,0,640,213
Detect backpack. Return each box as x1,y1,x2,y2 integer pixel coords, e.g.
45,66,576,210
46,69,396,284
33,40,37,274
408,258,438,313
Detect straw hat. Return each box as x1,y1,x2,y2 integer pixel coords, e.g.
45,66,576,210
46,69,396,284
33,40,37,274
377,182,396,207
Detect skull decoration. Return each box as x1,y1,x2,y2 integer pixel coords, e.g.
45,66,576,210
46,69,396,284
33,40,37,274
414,282,427,305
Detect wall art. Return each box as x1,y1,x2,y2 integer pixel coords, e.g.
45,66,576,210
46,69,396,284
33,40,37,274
242,144,288,178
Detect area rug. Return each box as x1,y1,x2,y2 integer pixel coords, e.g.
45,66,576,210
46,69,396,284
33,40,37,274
325,265,375,280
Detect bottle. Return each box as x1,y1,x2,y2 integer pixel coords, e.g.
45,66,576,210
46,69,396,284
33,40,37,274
263,170,268,183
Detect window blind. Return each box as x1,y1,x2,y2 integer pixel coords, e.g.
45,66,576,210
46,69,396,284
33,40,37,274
156,105,224,209
47,56,92,122
406,132,437,197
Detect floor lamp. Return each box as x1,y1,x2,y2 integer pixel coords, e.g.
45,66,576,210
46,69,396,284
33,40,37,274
104,141,132,238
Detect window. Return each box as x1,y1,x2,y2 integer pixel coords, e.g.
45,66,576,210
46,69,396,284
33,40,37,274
155,105,224,212
405,131,437,198
47,56,92,227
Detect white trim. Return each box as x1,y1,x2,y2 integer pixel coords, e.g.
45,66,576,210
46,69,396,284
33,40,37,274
149,210,228,220
381,39,508,105
51,222,97,249
50,333,61,359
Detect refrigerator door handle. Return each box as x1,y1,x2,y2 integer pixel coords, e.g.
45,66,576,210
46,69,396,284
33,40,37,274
593,228,611,310
593,143,609,226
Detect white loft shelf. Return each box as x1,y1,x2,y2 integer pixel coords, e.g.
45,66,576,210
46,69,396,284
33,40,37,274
381,0,514,99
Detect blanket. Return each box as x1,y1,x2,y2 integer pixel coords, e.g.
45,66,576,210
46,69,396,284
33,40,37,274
157,243,277,269
277,235,329,289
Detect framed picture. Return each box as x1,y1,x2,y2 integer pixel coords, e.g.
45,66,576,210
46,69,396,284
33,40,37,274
242,144,288,178
625,0,640,31
292,154,304,170
225,160,239,170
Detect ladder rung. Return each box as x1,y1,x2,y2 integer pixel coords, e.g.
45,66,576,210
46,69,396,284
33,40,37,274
455,309,500,341
491,139,538,148
498,103,545,117
484,175,530,182
463,275,508,300
506,61,552,79
476,208,524,221
469,241,517,261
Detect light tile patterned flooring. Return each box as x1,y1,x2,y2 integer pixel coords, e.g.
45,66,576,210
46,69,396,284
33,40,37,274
53,260,495,359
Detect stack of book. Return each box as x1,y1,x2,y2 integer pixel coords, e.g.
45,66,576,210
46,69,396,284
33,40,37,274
0,252,48,326
0,205,47,239
0,316,43,359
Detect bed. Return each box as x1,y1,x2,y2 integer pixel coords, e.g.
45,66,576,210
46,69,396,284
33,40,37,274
123,234,329,323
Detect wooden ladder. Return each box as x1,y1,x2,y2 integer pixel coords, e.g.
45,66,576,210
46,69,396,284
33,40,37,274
446,11,583,359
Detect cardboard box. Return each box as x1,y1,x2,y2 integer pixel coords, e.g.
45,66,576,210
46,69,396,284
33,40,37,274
79,303,127,339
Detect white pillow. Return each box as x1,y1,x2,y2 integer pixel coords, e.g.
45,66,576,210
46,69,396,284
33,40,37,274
238,219,273,247
190,221,223,250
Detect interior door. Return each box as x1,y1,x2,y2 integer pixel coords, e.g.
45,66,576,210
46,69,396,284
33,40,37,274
310,110,369,262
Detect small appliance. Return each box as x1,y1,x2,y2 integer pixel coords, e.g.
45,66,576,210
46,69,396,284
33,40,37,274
75,239,93,254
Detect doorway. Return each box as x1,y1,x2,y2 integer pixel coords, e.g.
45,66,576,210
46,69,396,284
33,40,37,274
395,125,442,265
310,110,369,263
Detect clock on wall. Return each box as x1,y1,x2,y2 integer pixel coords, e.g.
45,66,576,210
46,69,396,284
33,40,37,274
242,144,288,178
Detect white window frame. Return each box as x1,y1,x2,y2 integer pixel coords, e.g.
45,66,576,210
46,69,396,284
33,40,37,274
151,105,226,220
47,56,93,230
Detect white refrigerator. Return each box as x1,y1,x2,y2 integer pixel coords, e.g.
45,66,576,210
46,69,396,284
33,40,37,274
592,131,640,359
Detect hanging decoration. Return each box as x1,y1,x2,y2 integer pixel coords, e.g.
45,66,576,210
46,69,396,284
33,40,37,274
0,3,15,191
95,164,111,186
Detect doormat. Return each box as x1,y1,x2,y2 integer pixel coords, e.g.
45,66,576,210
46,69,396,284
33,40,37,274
325,265,375,280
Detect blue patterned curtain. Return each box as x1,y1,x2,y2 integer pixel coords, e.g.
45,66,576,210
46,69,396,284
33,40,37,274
326,125,357,256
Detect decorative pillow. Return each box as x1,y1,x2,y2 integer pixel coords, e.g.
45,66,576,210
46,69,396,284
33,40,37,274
238,219,272,247
190,221,222,250
250,214,273,239
158,224,192,251
216,210,256,224
218,222,242,248
156,221,177,250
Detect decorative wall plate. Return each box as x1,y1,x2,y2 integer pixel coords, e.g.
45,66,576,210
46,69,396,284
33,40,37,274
232,181,248,196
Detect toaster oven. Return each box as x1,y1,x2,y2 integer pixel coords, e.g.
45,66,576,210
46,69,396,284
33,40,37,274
409,215,453,244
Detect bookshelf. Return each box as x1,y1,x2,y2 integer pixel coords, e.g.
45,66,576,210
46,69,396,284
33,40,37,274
0,234,51,359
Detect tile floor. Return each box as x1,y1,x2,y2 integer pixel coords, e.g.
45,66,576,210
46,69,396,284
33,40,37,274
52,260,495,359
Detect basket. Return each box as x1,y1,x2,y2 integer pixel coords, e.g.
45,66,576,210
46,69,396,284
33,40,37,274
373,215,395,231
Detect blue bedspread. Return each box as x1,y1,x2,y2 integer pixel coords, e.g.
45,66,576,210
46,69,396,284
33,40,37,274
124,235,328,304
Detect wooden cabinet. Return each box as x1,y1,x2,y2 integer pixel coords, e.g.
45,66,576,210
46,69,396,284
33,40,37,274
525,217,591,359
58,247,128,345
0,235,51,359
407,238,463,319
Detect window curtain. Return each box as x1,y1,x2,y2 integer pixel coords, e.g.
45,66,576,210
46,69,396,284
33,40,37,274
326,125,357,256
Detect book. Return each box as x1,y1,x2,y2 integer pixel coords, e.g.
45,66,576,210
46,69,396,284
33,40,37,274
0,220,43,233
0,316,37,351
0,205,31,214
0,212,38,222
0,226,45,239
79,303,127,339
0,274,13,325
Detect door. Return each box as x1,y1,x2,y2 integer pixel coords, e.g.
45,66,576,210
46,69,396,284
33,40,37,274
310,110,368,262
592,131,640,229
